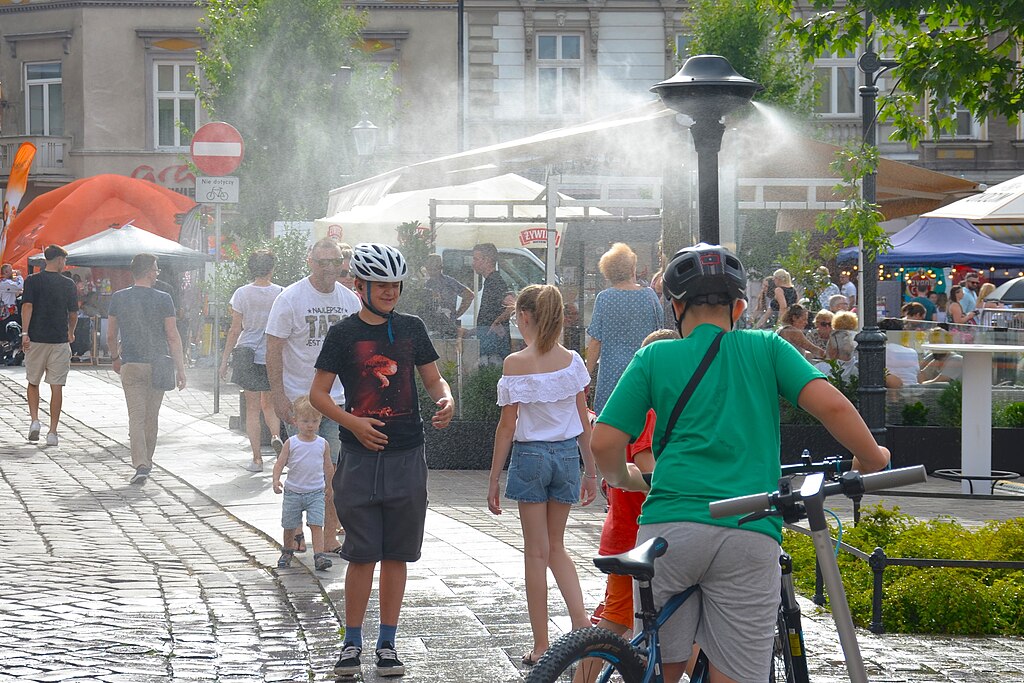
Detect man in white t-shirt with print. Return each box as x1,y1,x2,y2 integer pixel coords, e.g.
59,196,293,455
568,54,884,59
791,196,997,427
266,238,361,553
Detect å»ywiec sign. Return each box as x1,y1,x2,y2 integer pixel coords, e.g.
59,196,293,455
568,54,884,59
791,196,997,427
518,227,560,247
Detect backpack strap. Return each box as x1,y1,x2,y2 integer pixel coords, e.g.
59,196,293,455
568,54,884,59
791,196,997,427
657,330,725,455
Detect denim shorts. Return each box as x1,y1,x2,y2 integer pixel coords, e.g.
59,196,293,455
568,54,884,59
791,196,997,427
504,438,581,505
281,488,326,529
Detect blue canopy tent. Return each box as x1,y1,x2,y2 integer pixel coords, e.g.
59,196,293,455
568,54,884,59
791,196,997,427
838,216,1024,266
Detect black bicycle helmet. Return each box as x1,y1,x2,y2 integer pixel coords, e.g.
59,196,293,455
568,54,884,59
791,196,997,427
663,243,746,304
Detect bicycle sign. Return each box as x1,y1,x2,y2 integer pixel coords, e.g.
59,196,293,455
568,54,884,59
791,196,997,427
196,176,239,204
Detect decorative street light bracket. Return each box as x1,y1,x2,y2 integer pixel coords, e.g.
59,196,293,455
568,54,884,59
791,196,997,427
651,55,763,245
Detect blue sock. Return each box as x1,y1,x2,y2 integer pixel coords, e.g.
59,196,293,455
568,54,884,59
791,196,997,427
377,624,397,648
344,625,362,648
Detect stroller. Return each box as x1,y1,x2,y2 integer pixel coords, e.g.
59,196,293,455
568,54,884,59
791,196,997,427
1,317,24,366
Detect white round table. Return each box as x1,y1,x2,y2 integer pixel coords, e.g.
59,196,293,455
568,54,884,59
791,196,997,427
921,343,1024,495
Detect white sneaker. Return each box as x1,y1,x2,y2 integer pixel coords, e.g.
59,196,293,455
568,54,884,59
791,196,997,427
28,421,41,442
244,461,263,472
270,435,284,455
45,432,58,447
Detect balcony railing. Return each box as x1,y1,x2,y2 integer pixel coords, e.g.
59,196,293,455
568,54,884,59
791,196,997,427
0,135,72,177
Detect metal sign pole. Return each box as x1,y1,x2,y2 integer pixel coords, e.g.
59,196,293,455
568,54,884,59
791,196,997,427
213,203,221,414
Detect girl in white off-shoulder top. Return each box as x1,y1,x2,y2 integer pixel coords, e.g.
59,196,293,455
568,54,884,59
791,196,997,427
487,284,599,667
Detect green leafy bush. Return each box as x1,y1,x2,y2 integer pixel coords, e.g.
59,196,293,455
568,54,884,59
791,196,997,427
779,360,858,424
461,364,504,421
900,401,930,426
782,505,1024,635
994,402,1024,428
936,380,962,427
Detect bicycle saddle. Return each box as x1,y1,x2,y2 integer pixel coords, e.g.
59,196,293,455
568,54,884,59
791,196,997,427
593,537,668,581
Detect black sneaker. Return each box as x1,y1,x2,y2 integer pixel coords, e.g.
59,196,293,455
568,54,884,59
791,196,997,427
334,643,362,677
375,642,405,677
129,466,151,485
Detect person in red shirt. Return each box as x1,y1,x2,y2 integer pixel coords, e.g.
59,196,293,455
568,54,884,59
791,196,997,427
589,329,679,642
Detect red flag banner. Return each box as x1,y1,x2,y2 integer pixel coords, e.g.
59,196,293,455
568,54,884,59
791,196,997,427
1,142,37,261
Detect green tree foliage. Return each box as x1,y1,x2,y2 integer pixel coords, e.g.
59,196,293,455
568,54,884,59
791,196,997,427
212,226,311,304
196,0,397,238
766,0,1024,145
814,141,892,261
684,0,815,116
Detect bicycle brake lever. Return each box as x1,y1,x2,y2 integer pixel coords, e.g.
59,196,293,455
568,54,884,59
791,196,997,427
737,509,778,525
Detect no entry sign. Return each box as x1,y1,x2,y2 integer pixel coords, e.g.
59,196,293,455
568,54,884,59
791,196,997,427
190,122,244,176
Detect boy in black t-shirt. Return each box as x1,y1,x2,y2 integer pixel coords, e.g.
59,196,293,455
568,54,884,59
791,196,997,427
311,243,453,679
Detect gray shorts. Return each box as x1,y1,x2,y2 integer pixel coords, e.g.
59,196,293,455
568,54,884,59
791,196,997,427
281,488,325,529
635,522,780,683
333,443,428,564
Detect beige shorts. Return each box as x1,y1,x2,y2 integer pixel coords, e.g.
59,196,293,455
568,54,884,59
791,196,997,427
25,342,71,386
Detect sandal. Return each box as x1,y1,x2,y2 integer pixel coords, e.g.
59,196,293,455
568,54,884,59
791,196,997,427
328,546,344,557
314,552,333,571
294,532,307,553
521,653,541,667
277,549,294,568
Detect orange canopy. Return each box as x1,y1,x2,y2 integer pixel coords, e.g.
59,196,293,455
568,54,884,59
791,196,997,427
2,174,196,271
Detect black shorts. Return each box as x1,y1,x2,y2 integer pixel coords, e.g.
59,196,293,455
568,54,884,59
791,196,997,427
333,443,428,563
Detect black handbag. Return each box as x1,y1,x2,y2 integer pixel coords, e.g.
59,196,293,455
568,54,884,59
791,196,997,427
151,354,176,391
229,346,257,385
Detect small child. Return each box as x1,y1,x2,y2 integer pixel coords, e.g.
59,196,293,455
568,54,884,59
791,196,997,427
272,395,335,572
587,329,679,663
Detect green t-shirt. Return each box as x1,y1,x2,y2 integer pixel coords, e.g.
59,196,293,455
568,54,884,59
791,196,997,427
597,323,825,542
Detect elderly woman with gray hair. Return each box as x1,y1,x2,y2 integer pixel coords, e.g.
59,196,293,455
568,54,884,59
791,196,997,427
586,243,663,413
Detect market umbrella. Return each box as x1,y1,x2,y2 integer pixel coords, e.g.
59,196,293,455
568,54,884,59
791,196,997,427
27,222,210,271
987,276,1024,303
1,174,196,271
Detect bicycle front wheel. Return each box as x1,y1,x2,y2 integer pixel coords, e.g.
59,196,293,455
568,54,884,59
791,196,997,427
526,627,647,683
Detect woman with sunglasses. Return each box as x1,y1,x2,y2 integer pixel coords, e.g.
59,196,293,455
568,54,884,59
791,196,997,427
807,309,834,349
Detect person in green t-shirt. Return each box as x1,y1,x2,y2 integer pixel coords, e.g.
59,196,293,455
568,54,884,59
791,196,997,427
592,243,890,683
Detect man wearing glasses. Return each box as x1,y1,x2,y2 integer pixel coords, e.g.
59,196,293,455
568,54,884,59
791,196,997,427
960,271,981,314
266,238,360,553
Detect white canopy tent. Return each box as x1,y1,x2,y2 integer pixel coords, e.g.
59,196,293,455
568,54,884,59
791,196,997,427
314,173,610,252
924,173,1024,241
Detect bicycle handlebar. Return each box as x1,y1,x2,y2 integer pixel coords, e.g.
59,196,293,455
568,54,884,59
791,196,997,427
708,466,927,519
780,458,852,476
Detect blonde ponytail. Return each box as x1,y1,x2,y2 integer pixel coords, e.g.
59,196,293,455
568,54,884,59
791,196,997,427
517,284,564,353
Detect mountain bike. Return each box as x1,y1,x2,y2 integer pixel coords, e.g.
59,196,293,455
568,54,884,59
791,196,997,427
525,465,927,683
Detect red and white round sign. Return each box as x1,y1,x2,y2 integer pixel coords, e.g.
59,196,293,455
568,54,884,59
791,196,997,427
190,122,244,176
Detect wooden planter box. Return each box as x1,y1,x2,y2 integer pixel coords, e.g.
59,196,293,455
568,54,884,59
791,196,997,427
424,420,497,469
423,421,1024,473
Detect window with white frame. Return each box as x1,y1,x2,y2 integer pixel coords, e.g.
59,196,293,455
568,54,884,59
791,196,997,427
154,61,198,148
936,95,979,139
813,52,858,116
675,34,693,67
25,62,63,136
536,34,582,116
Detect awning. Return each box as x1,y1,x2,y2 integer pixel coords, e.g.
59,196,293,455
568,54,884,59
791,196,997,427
924,173,1024,240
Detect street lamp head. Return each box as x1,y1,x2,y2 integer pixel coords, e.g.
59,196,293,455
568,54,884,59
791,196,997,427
650,54,763,121
351,115,379,157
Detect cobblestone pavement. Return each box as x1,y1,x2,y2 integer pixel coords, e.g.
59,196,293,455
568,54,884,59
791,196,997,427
1,364,1023,682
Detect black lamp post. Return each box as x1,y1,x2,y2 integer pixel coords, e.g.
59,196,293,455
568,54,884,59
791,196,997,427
651,55,763,245
856,14,897,443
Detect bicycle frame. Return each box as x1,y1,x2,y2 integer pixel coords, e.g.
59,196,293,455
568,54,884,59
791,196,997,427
613,585,701,683
799,472,869,683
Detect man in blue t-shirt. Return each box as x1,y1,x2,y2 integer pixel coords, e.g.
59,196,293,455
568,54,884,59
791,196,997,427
592,244,890,683
107,253,187,485
21,244,78,446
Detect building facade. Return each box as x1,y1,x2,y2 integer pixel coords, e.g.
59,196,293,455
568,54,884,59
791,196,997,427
1,0,1022,215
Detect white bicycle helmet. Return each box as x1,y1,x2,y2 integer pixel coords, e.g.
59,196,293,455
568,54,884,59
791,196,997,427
351,243,408,282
